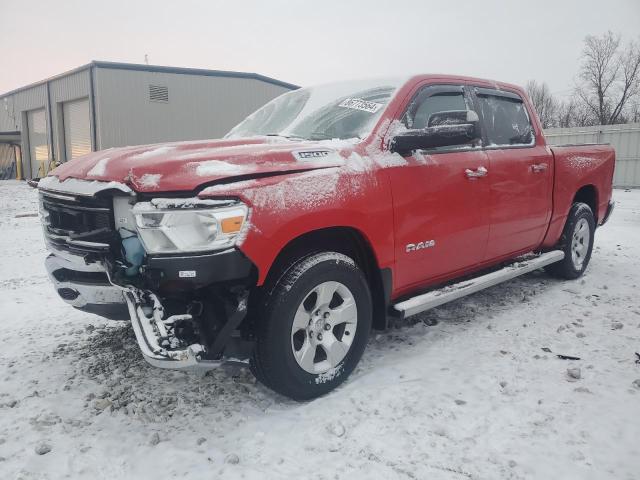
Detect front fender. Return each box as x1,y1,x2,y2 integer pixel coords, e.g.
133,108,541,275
200,167,395,285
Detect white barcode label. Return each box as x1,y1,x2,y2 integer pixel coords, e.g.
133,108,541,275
338,98,383,113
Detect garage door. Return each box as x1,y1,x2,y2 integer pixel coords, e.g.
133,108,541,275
0,144,17,180
63,98,91,161
27,108,49,178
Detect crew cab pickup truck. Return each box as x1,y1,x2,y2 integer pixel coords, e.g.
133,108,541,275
38,75,615,400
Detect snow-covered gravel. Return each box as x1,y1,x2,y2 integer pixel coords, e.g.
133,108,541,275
0,180,639,480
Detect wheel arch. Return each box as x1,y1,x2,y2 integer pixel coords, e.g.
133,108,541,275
573,184,599,223
262,226,392,331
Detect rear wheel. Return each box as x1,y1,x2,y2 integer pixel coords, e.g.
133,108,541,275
545,202,595,279
251,252,372,400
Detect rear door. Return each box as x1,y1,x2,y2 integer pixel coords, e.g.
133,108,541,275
388,84,491,292
472,87,553,260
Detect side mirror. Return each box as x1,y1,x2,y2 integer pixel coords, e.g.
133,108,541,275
390,110,480,155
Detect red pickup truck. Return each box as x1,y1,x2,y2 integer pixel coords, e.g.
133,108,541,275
38,74,615,400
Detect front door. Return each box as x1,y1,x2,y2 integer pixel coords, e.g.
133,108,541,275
387,84,491,293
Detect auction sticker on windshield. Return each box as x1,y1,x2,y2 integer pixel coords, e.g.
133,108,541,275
338,98,383,113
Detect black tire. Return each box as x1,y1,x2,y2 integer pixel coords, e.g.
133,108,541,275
545,202,595,280
251,252,372,400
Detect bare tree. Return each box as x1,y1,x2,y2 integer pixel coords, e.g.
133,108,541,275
630,101,640,123
556,97,595,128
575,31,640,125
525,80,558,128
556,99,576,128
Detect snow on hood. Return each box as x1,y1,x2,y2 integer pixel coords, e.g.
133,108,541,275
48,137,357,193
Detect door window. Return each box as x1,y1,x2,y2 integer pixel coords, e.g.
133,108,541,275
475,90,534,146
402,87,469,130
400,85,479,152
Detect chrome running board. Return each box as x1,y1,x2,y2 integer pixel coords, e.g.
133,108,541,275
393,250,565,319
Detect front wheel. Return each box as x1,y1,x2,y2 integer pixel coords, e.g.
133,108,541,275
251,252,372,400
545,202,595,279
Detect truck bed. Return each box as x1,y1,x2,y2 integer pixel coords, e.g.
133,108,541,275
542,143,615,248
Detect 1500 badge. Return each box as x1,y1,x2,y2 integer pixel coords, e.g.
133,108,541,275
406,240,436,253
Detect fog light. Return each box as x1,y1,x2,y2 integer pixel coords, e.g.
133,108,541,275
58,288,79,301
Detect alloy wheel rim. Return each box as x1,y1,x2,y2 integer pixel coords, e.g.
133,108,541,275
571,218,590,270
290,281,358,374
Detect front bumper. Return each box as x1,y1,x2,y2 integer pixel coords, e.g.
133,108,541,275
123,289,223,371
123,287,249,371
46,247,251,371
45,252,128,320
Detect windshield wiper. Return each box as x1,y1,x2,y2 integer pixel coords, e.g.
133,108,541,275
306,131,362,141
265,133,305,141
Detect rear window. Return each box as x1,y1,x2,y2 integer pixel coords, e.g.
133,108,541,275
476,90,534,146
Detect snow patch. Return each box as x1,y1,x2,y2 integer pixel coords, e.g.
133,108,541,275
315,365,343,384
137,173,162,189
193,160,251,177
345,152,373,172
131,146,175,161
567,155,595,170
139,197,235,210
364,118,409,168
245,168,342,212
86,158,110,177
38,176,132,195
316,137,361,149
199,179,260,196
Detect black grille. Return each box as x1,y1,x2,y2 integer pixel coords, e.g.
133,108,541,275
40,191,115,253
43,200,111,234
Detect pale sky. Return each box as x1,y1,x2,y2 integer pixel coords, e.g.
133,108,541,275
1,0,638,97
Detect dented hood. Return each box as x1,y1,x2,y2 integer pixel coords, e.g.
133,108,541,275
49,137,354,193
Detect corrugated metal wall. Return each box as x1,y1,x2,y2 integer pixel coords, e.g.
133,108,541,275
0,84,48,133
94,68,291,149
545,123,640,187
0,84,48,178
49,69,93,162
0,68,92,178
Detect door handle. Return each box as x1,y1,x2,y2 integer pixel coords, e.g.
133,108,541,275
531,163,548,173
465,166,488,179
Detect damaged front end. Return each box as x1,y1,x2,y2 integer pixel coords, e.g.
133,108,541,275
122,286,250,371
38,176,257,372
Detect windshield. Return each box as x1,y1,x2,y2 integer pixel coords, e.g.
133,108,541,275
225,78,405,141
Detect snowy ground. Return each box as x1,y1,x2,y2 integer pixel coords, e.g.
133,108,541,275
0,180,639,480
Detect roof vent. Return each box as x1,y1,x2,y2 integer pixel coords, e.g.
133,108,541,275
149,85,168,103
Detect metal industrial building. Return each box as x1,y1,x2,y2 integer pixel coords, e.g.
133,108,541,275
0,61,297,179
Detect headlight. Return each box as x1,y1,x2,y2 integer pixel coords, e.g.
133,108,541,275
133,199,248,254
